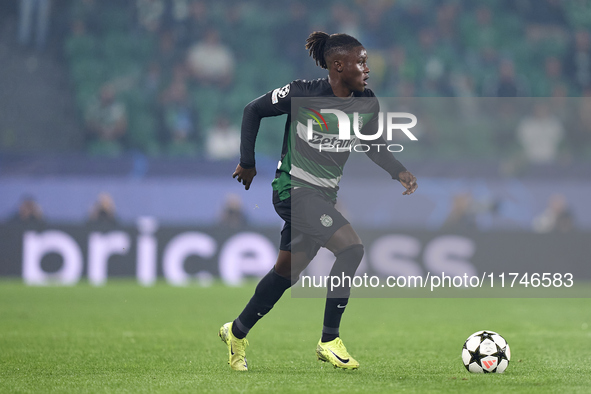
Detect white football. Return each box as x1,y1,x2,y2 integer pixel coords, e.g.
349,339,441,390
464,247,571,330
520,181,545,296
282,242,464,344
462,330,511,373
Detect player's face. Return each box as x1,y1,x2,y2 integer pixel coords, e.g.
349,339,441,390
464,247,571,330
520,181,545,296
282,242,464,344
341,47,370,92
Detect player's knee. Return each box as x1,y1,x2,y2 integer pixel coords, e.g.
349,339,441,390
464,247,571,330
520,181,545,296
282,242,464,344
273,263,291,280
273,251,291,277
273,265,302,286
335,243,364,263
331,244,364,277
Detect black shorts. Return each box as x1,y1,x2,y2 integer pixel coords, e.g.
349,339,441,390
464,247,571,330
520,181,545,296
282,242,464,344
273,187,349,260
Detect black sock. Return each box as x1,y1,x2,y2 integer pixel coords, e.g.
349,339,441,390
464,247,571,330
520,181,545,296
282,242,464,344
232,268,292,339
321,297,348,342
322,244,364,342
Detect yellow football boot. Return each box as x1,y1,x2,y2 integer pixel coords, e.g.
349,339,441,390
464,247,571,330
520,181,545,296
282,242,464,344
316,337,359,369
218,322,249,371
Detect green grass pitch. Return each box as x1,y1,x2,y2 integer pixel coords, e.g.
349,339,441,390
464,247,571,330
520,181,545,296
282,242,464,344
1,280,590,393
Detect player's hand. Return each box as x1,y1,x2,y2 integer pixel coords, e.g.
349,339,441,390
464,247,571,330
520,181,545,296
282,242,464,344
233,164,257,190
398,171,418,195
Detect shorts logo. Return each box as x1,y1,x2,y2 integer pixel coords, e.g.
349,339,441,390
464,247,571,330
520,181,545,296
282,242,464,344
320,214,333,227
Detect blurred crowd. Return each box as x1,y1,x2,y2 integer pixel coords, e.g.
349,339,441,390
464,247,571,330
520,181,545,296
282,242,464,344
6,190,577,233
17,0,591,161
4,191,250,229
6,192,119,226
442,192,575,233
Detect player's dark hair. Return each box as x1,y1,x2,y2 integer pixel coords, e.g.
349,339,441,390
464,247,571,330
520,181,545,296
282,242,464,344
305,31,363,69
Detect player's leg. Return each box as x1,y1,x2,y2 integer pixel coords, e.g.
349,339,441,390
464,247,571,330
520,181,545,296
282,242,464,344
315,223,363,369
288,188,363,368
321,224,363,341
231,249,309,340
274,249,311,279
219,250,295,371
220,189,320,371
219,224,315,371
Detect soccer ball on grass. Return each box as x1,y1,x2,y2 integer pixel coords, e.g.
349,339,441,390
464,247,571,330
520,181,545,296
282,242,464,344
462,330,511,373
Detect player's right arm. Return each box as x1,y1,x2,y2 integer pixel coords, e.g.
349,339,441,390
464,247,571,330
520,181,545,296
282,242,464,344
234,82,297,190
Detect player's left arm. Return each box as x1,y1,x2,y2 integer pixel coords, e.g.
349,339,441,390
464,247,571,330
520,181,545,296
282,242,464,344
362,96,417,195
364,134,418,195
397,169,418,195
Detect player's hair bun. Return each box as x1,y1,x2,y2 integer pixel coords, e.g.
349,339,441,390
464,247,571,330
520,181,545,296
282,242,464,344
306,31,330,69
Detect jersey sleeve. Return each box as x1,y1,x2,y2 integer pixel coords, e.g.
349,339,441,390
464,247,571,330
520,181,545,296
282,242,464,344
361,94,408,180
239,81,304,168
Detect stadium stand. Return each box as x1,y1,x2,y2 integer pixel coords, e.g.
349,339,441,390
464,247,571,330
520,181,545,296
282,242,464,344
2,0,591,164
